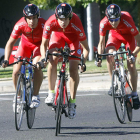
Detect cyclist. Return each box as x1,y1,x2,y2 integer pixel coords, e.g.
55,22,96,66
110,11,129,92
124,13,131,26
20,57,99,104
96,4,140,109
39,3,89,119
2,4,46,111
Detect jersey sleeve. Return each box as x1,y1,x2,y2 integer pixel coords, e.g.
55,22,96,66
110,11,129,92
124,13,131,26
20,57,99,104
99,17,108,36
10,20,22,39
71,14,87,41
42,15,55,39
122,12,139,36
76,16,87,41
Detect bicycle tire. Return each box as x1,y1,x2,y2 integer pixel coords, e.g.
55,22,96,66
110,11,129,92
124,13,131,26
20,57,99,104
125,75,132,122
55,76,64,136
15,74,25,130
112,70,126,123
26,74,36,129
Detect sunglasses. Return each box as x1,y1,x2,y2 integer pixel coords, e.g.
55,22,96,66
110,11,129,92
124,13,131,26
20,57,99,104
109,17,120,22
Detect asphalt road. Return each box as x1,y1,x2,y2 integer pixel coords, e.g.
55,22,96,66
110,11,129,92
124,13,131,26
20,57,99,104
1,90,140,140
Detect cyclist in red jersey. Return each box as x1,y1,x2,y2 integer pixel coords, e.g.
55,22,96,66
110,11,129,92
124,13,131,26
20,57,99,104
96,4,140,109
2,4,46,111
39,3,89,119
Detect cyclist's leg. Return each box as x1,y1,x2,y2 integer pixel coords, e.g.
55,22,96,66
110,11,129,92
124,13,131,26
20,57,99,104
67,37,82,119
105,31,121,95
12,62,23,113
106,46,116,78
45,32,65,105
125,36,139,109
12,62,23,90
69,59,79,119
29,44,43,108
69,60,80,99
127,60,137,94
12,44,29,112
105,31,122,79
32,56,43,95
13,39,32,89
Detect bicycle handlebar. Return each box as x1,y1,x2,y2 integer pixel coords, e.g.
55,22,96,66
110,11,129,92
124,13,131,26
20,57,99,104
45,47,84,65
95,47,132,60
97,50,129,57
7,56,37,68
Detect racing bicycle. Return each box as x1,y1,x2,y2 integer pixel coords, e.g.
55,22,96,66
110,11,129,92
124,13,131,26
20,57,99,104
8,55,36,130
45,46,84,136
96,47,133,123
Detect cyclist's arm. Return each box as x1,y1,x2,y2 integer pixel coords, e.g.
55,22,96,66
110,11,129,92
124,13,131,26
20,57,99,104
80,39,89,63
40,37,49,60
98,35,105,56
133,33,140,56
4,36,17,60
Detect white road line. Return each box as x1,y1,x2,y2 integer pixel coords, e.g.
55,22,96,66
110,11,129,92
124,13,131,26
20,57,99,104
76,93,101,96
0,98,13,100
0,93,15,96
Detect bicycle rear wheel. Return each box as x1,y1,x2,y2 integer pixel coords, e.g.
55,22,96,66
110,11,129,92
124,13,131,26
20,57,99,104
125,75,132,122
26,75,36,129
112,70,126,123
55,76,64,136
126,99,132,122
15,74,25,130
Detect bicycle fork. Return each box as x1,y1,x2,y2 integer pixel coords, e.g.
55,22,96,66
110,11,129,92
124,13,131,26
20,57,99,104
54,77,69,117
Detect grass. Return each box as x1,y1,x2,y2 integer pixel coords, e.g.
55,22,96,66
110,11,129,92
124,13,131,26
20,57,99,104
0,59,140,79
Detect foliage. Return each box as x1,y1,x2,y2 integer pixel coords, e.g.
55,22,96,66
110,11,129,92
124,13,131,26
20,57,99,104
24,0,111,9
24,0,139,32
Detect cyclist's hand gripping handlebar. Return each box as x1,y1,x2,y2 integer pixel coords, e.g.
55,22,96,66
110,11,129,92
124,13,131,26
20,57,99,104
1,60,9,68
37,50,49,69
95,51,102,67
127,47,135,63
78,54,86,73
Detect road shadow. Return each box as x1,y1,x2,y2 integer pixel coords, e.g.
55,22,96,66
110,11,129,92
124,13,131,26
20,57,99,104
32,125,140,136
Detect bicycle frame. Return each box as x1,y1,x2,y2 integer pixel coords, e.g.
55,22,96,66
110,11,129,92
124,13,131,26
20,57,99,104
45,47,83,136
54,61,69,106
20,63,27,102
114,52,126,93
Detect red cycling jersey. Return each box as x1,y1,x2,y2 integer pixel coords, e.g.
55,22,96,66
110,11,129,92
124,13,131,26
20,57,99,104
99,11,138,51
11,17,45,43
43,13,86,41
42,13,87,59
99,11,138,36
10,17,46,59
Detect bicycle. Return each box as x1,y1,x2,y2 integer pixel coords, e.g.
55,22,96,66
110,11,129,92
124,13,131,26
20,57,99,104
45,46,84,136
96,47,133,123
7,55,36,130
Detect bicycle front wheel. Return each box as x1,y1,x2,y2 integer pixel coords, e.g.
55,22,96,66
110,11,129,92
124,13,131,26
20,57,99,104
112,70,126,124
15,74,25,130
26,75,36,129
55,76,64,136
